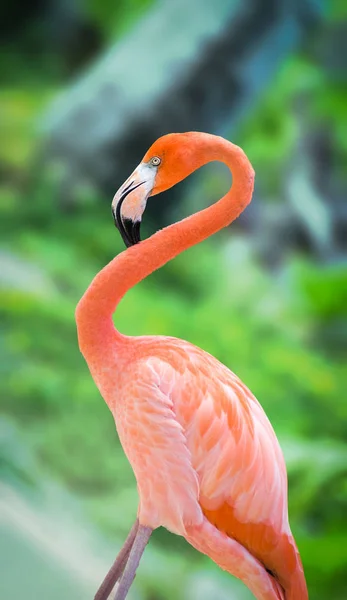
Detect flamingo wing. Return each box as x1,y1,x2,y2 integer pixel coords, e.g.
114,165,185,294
145,340,302,592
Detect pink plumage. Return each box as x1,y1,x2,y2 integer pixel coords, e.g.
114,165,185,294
76,132,308,600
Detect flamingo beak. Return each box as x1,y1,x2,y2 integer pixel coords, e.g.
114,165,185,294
112,163,157,247
112,179,145,247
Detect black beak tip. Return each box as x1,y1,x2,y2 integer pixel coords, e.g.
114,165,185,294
122,217,141,246
112,207,141,247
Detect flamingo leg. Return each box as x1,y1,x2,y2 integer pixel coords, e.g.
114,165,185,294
94,520,139,600
113,524,152,600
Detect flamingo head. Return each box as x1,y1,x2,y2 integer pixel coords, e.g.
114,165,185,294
111,132,205,247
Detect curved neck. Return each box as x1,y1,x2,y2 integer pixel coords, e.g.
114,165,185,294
76,136,254,358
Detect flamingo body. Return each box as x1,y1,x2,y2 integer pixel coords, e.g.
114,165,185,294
76,132,308,599
90,335,305,599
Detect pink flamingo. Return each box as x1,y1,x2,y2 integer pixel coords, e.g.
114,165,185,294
75,132,308,600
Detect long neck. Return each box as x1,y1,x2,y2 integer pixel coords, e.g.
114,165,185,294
76,135,254,360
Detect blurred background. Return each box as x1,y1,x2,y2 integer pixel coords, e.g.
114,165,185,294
1,0,347,599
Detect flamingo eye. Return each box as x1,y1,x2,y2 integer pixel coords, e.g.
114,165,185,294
150,156,161,167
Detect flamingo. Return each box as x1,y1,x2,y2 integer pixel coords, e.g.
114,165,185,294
75,132,308,600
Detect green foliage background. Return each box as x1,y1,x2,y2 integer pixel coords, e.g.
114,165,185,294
1,2,346,599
